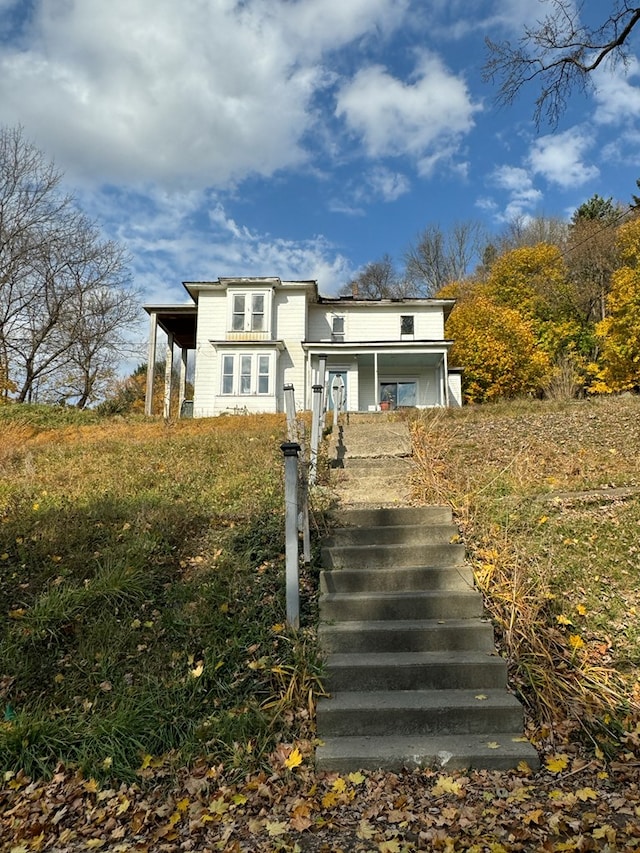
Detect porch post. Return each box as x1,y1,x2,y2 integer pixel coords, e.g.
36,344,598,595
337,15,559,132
163,332,174,420
145,312,158,416
442,350,450,407
317,353,327,413
178,347,188,416
374,351,379,411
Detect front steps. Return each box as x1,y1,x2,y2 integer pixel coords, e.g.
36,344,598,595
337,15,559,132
316,505,539,773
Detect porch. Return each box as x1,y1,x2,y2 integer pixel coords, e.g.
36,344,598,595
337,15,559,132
304,342,457,412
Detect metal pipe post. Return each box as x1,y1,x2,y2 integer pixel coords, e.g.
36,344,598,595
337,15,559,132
281,442,301,628
283,383,296,441
309,383,323,486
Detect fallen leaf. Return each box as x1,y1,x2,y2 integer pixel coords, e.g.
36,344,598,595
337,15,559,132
284,747,303,769
546,753,569,773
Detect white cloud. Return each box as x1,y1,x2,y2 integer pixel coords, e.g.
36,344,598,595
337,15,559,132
0,0,408,189
81,187,354,303
593,58,640,125
489,165,543,221
363,166,411,202
335,51,480,165
528,129,599,188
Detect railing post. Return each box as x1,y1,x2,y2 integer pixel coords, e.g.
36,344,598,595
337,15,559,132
310,383,323,486
283,383,297,442
281,441,301,628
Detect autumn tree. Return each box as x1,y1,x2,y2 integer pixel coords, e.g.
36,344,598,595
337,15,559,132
484,1,640,126
447,292,550,403
594,217,640,391
0,125,138,406
485,242,572,328
565,194,626,325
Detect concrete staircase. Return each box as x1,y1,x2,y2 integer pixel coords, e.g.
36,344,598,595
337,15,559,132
316,418,539,773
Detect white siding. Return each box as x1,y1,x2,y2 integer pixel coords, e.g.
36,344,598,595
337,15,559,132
274,289,308,410
192,290,225,416
308,303,444,341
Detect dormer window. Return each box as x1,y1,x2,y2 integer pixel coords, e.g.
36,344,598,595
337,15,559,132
332,315,345,342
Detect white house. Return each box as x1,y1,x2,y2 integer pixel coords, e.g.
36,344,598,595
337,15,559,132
144,277,461,418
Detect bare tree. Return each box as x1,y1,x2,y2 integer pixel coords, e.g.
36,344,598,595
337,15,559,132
484,1,640,127
404,221,487,295
339,254,416,299
0,126,138,406
497,215,569,253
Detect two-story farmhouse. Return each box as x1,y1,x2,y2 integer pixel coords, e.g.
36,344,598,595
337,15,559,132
144,277,461,417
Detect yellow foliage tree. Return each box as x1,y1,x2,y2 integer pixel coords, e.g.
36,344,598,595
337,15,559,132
486,243,571,325
594,235,640,392
447,293,550,403
591,218,640,392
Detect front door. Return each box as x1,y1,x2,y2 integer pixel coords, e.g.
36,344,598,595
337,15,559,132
328,370,348,411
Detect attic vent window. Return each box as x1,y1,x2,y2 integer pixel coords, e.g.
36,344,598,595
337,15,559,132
332,315,345,342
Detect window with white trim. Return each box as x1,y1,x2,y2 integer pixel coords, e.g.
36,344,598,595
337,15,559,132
222,355,234,394
220,353,272,395
230,291,268,332
331,315,345,342
401,315,414,335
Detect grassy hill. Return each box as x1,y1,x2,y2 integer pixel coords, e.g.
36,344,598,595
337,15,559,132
409,394,640,755
0,406,323,781
3,398,640,850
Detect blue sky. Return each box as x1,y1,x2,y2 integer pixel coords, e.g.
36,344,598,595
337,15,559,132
1,0,640,357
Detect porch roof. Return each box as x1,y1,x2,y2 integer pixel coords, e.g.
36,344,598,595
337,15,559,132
144,305,197,349
302,339,453,353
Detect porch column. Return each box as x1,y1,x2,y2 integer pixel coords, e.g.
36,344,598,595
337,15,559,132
374,351,379,411
442,350,450,407
145,312,158,416
178,347,188,415
318,353,327,413
163,333,174,419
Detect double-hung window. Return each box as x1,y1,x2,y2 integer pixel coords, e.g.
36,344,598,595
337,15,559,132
230,292,267,333
331,315,345,342
220,353,271,396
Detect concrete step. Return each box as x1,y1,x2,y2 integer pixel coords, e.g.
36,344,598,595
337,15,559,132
320,565,474,594
323,523,459,547
340,456,412,471
316,689,525,737
336,506,453,527
320,590,483,622
324,650,507,692
315,733,540,773
321,542,466,570
318,619,496,654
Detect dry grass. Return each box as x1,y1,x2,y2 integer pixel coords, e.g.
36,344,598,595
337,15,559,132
0,406,324,780
409,395,640,753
